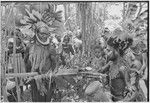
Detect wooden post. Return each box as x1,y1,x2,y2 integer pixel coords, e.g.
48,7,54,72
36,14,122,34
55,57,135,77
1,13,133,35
13,32,21,102
12,7,21,102
2,29,8,102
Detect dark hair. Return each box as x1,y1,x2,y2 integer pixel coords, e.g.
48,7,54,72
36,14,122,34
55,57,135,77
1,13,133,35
63,35,70,42
132,5,138,9
107,36,133,57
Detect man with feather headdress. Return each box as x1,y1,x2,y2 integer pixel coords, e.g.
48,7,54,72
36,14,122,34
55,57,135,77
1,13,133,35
15,3,65,101
122,3,148,101
102,2,148,101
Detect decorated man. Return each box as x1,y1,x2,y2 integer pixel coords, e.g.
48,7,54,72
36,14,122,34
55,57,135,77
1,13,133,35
60,31,75,67
15,3,65,101
103,28,134,101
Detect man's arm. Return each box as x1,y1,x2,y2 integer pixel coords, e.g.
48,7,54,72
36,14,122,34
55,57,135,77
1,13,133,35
69,44,75,55
139,53,147,73
101,61,112,71
123,67,132,89
97,61,112,73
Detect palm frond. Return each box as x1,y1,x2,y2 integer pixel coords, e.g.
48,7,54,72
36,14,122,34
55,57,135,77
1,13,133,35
47,3,54,13
25,9,37,21
32,10,42,21
42,4,62,23
139,10,148,20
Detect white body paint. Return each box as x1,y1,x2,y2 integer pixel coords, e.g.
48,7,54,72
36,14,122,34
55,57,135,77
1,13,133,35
139,79,147,99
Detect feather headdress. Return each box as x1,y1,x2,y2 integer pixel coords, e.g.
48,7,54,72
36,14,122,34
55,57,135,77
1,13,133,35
15,3,63,45
107,3,148,56
107,28,133,57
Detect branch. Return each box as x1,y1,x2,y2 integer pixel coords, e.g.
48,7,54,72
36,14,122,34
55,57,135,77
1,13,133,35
136,3,142,19
64,13,76,26
141,2,147,7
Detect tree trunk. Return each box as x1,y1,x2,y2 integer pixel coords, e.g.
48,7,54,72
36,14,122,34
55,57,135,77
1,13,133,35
67,4,72,31
103,3,108,21
122,2,126,21
64,4,67,21
64,4,71,30
80,3,86,56
80,3,95,58
76,3,81,28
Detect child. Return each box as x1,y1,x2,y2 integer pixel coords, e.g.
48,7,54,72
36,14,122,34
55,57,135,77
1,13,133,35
90,45,106,71
60,33,74,67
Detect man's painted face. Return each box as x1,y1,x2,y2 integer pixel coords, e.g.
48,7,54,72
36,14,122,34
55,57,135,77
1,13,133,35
105,46,113,56
8,42,13,49
63,35,70,43
94,48,102,58
36,26,51,45
131,59,142,71
37,27,50,42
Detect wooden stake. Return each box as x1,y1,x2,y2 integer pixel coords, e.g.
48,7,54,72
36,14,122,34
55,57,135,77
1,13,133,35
2,31,8,101
12,6,21,101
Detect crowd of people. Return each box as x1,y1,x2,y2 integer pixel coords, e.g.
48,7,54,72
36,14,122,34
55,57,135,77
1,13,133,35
3,25,148,102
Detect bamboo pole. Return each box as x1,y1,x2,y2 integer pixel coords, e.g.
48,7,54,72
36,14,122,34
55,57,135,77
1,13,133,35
5,69,106,81
2,28,8,102
1,4,14,102
12,5,21,101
